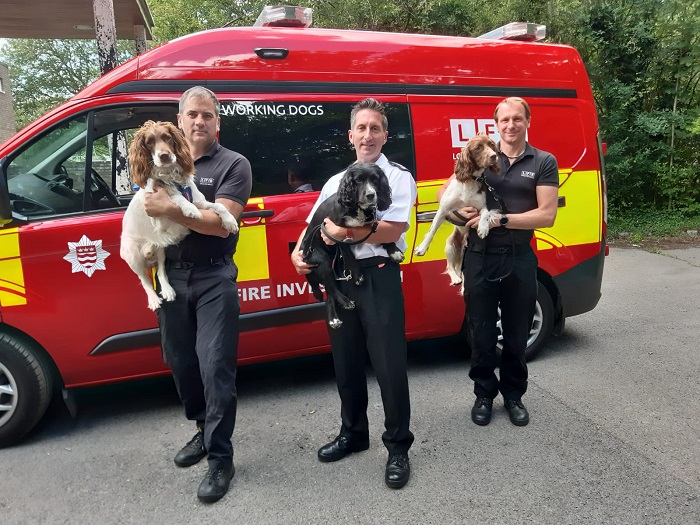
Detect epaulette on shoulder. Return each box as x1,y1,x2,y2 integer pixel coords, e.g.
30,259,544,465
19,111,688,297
388,161,409,172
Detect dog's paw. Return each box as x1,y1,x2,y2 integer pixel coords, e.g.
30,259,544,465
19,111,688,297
477,224,490,239
221,215,239,234
446,267,463,286
147,296,163,311
160,286,176,303
414,243,428,256
329,318,343,329
389,250,405,263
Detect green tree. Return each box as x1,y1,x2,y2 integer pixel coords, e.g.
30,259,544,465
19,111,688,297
1,39,132,128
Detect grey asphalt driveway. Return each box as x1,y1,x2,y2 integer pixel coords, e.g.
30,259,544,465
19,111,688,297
0,246,698,524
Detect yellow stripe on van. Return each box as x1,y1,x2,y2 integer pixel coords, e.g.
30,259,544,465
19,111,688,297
0,228,27,306
236,198,270,282
545,170,602,246
412,179,457,263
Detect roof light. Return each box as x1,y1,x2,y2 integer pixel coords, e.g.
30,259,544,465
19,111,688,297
253,5,313,28
478,22,546,42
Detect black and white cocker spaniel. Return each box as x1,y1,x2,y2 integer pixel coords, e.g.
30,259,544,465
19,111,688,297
300,162,401,329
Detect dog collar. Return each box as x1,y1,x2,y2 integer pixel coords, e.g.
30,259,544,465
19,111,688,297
173,182,193,203
320,221,378,245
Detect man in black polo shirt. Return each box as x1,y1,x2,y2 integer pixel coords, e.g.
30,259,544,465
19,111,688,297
438,97,558,427
144,86,252,503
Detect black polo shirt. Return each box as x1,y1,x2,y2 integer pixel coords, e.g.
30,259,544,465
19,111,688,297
165,142,252,262
468,142,558,247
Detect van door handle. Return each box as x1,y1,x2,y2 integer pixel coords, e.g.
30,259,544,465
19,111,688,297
416,211,437,223
241,209,274,225
241,209,274,219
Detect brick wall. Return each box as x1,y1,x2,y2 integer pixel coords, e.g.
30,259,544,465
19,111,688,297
0,61,17,144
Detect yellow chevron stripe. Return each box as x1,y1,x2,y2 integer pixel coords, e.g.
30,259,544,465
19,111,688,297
236,198,270,281
0,228,27,306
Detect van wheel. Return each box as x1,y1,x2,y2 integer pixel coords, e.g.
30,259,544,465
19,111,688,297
0,334,53,448
496,284,555,362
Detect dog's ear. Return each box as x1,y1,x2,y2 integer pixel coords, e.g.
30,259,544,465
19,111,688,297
337,165,358,209
168,122,195,175
375,166,393,212
128,124,151,188
454,145,472,182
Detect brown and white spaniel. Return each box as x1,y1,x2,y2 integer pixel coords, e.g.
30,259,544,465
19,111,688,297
414,133,501,286
120,120,238,311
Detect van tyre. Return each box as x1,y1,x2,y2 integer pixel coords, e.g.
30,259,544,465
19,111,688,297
0,334,53,448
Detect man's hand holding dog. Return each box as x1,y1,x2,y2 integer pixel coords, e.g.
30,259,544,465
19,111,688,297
447,207,479,228
320,218,345,245
143,186,179,220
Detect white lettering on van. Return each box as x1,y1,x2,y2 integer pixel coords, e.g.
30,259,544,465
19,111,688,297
276,281,315,297
220,103,324,118
450,119,499,148
238,285,271,302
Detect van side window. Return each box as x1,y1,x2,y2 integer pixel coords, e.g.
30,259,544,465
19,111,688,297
6,116,89,216
218,101,414,197
4,105,178,218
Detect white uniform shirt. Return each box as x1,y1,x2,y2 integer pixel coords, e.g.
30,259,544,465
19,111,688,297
307,154,417,259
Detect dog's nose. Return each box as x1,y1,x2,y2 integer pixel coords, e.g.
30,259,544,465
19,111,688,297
159,152,171,163
366,191,376,201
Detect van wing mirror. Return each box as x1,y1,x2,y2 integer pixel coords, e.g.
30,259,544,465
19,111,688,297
0,156,13,226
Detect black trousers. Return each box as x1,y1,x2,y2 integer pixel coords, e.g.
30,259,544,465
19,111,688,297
157,260,240,470
327,260,414,455
462,245,538,400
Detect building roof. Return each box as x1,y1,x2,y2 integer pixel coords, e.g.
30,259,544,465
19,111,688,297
0,0,154,40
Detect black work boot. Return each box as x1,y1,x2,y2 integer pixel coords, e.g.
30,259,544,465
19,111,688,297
471,396,493,426
504,398,530,426
197,463,235,503
174,430,207,467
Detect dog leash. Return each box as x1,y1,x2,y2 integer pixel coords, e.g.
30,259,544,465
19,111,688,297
473,173,516,282
320,220,378,246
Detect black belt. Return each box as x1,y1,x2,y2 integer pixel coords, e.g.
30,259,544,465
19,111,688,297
468,243,532,256
166,256,231,269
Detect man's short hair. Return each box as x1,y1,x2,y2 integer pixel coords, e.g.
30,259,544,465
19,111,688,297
350,98,389,131
494,97,531,121
179,86,221,117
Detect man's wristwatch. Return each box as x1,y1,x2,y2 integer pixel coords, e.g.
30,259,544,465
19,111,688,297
500,214,509,227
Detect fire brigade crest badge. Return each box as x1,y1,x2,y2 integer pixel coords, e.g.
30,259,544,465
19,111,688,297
63,235,110,277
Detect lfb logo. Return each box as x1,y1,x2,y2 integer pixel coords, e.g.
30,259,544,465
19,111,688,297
450,119,500,148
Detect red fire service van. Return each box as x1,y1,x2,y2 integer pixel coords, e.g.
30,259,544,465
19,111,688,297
0,6,607,446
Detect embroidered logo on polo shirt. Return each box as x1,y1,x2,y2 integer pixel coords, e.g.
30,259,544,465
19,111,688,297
521,171,535,179
198,177,215,185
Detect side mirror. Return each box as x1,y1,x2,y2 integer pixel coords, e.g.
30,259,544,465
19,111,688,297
0,156,13,226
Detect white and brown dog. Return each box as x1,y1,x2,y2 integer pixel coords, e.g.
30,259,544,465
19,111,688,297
414,133,501,286
120,120,238,311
